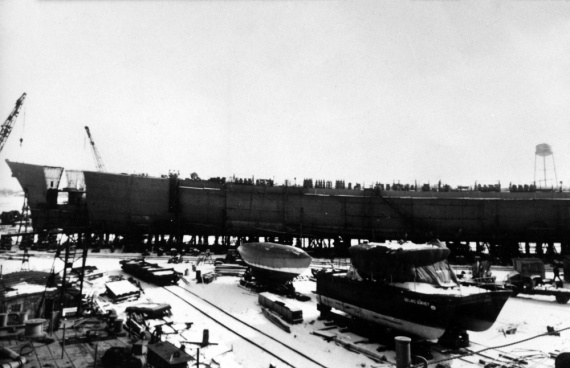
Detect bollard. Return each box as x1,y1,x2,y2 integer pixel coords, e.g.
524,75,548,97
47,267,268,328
395,336,411,368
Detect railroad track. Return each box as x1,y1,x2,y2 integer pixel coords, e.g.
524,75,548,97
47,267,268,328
162,285,330,368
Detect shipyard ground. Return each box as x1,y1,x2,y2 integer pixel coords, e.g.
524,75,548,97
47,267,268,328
1,249,568,368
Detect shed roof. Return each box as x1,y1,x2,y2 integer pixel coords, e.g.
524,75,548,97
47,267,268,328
0,271,59,297
105,280,139,297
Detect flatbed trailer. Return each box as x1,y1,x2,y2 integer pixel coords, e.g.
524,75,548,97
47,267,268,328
462,276,570,304
502,282,570,304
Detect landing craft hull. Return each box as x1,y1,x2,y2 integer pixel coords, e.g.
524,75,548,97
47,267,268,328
316,272,510,340
451,290,511,331
316,273,456,340
238,242,312,282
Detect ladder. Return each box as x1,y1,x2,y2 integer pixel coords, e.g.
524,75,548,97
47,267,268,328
58,233,88,315
16,192,32,249
20,249,30,271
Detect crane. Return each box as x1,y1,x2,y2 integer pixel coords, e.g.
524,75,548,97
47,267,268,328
84,126,107,172
0,93,26,154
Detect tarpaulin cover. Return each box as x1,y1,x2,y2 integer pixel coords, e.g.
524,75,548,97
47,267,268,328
415,260,459,286
348,241,451,282
105,280,139,298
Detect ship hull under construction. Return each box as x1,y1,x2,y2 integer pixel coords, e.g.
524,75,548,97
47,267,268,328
6,160,570,253
83,170,570,244
5,160,89,230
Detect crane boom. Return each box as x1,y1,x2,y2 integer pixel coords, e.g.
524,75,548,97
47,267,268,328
84,126,107,172
0,93,26,154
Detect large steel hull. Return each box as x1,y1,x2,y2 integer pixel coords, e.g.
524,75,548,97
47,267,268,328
83,171,570,242
83,171,174,233
5,160,88,230
7,161,570,246
5,159,63,207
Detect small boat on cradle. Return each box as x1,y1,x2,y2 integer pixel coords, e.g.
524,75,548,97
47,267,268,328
120,258,181,286
237,242,312,283
316,240,511,346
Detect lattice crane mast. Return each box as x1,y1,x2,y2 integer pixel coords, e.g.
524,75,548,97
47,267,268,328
0,93,26,154
84,126,107,172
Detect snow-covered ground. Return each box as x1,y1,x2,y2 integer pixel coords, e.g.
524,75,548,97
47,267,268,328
1,251,569,368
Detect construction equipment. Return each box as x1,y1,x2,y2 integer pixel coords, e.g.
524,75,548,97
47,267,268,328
0,93,26,154
84,126,106,172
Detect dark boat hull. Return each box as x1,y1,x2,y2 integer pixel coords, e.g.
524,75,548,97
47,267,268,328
120,258,180,286
316,272,510,340
451,290,511,331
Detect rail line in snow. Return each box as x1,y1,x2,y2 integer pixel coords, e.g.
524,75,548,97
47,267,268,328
163,285,330,368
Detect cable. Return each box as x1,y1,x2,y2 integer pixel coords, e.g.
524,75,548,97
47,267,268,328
412,326,570,367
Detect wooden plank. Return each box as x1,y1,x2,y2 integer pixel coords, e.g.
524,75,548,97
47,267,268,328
33,342,60,368
63,344,90,368
310,330,336,342
334,338,387,363
46,334,86,368
261,307,290,333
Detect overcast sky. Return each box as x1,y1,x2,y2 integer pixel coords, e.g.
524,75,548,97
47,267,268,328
1,0,570,192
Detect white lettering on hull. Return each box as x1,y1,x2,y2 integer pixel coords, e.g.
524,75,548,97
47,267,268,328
317,295,446,340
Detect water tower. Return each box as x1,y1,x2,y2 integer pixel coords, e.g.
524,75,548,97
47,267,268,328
534,143,558,189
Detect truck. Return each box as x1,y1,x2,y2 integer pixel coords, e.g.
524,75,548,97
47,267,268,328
504,258,570,304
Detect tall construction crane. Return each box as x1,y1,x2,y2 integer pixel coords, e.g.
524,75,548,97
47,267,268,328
0,93,26,154
84,126,107,172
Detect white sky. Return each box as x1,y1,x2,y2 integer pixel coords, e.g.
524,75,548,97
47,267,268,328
1,0,570,191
